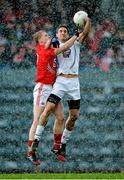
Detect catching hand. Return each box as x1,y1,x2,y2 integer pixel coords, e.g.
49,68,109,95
74,25,80,37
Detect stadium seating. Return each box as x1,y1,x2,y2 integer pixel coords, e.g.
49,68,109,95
0,67,124,173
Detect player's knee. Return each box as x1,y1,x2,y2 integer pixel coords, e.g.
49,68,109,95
66,113,79,131
70,113,79,122
56,115,64,125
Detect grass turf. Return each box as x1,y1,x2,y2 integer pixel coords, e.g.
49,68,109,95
0,173,124,179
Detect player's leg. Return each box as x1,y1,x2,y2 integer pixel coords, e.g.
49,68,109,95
57,99,80,161
64,100,80,131
32,94,61,149
29,105,44,141
61,103,80,145
60,108,80,161
51,102,64,154
33,76,65,155
28,105,44,165
28,83,52,165
33,76,65,142
55,77,81,161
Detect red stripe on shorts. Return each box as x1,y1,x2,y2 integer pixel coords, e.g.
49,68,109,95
36,83,44,106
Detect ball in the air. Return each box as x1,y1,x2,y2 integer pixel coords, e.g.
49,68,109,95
73,11,88,26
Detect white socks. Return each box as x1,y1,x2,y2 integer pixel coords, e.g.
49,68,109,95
61,128,72,144
34,125,44,141
34,126,72,144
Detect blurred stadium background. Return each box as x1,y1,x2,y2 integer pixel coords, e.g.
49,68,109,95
0,0,124,173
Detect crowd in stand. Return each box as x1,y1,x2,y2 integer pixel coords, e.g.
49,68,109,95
83,17,124,71
0,0,54,68
0,0,124,71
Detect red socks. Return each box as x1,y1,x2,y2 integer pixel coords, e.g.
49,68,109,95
28,140,33,156
28,140,33,147
28,135,62,154
53,134,62,150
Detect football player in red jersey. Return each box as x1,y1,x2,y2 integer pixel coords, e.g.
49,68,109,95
27,30,79,165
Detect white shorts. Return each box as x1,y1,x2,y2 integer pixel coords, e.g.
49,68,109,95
33,83,53,107
51,76,80,100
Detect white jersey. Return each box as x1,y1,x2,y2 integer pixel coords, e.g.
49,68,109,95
57,41,81,75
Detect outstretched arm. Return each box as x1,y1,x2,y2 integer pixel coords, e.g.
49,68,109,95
78,17,91,44
55,34,78,55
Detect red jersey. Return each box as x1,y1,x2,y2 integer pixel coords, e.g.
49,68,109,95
35,44,57,84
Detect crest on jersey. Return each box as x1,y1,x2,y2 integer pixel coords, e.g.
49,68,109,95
63,49,71,58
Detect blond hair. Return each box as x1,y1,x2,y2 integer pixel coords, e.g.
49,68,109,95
33,30,46,45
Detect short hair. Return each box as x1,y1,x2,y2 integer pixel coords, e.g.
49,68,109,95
33,30,45,45
56,24,69,34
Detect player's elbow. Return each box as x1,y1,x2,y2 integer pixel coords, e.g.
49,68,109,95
60,45,69,53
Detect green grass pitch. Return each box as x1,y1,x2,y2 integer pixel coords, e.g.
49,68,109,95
0,173,124,179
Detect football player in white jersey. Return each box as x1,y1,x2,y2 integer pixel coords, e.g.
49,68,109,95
32,17,91,161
